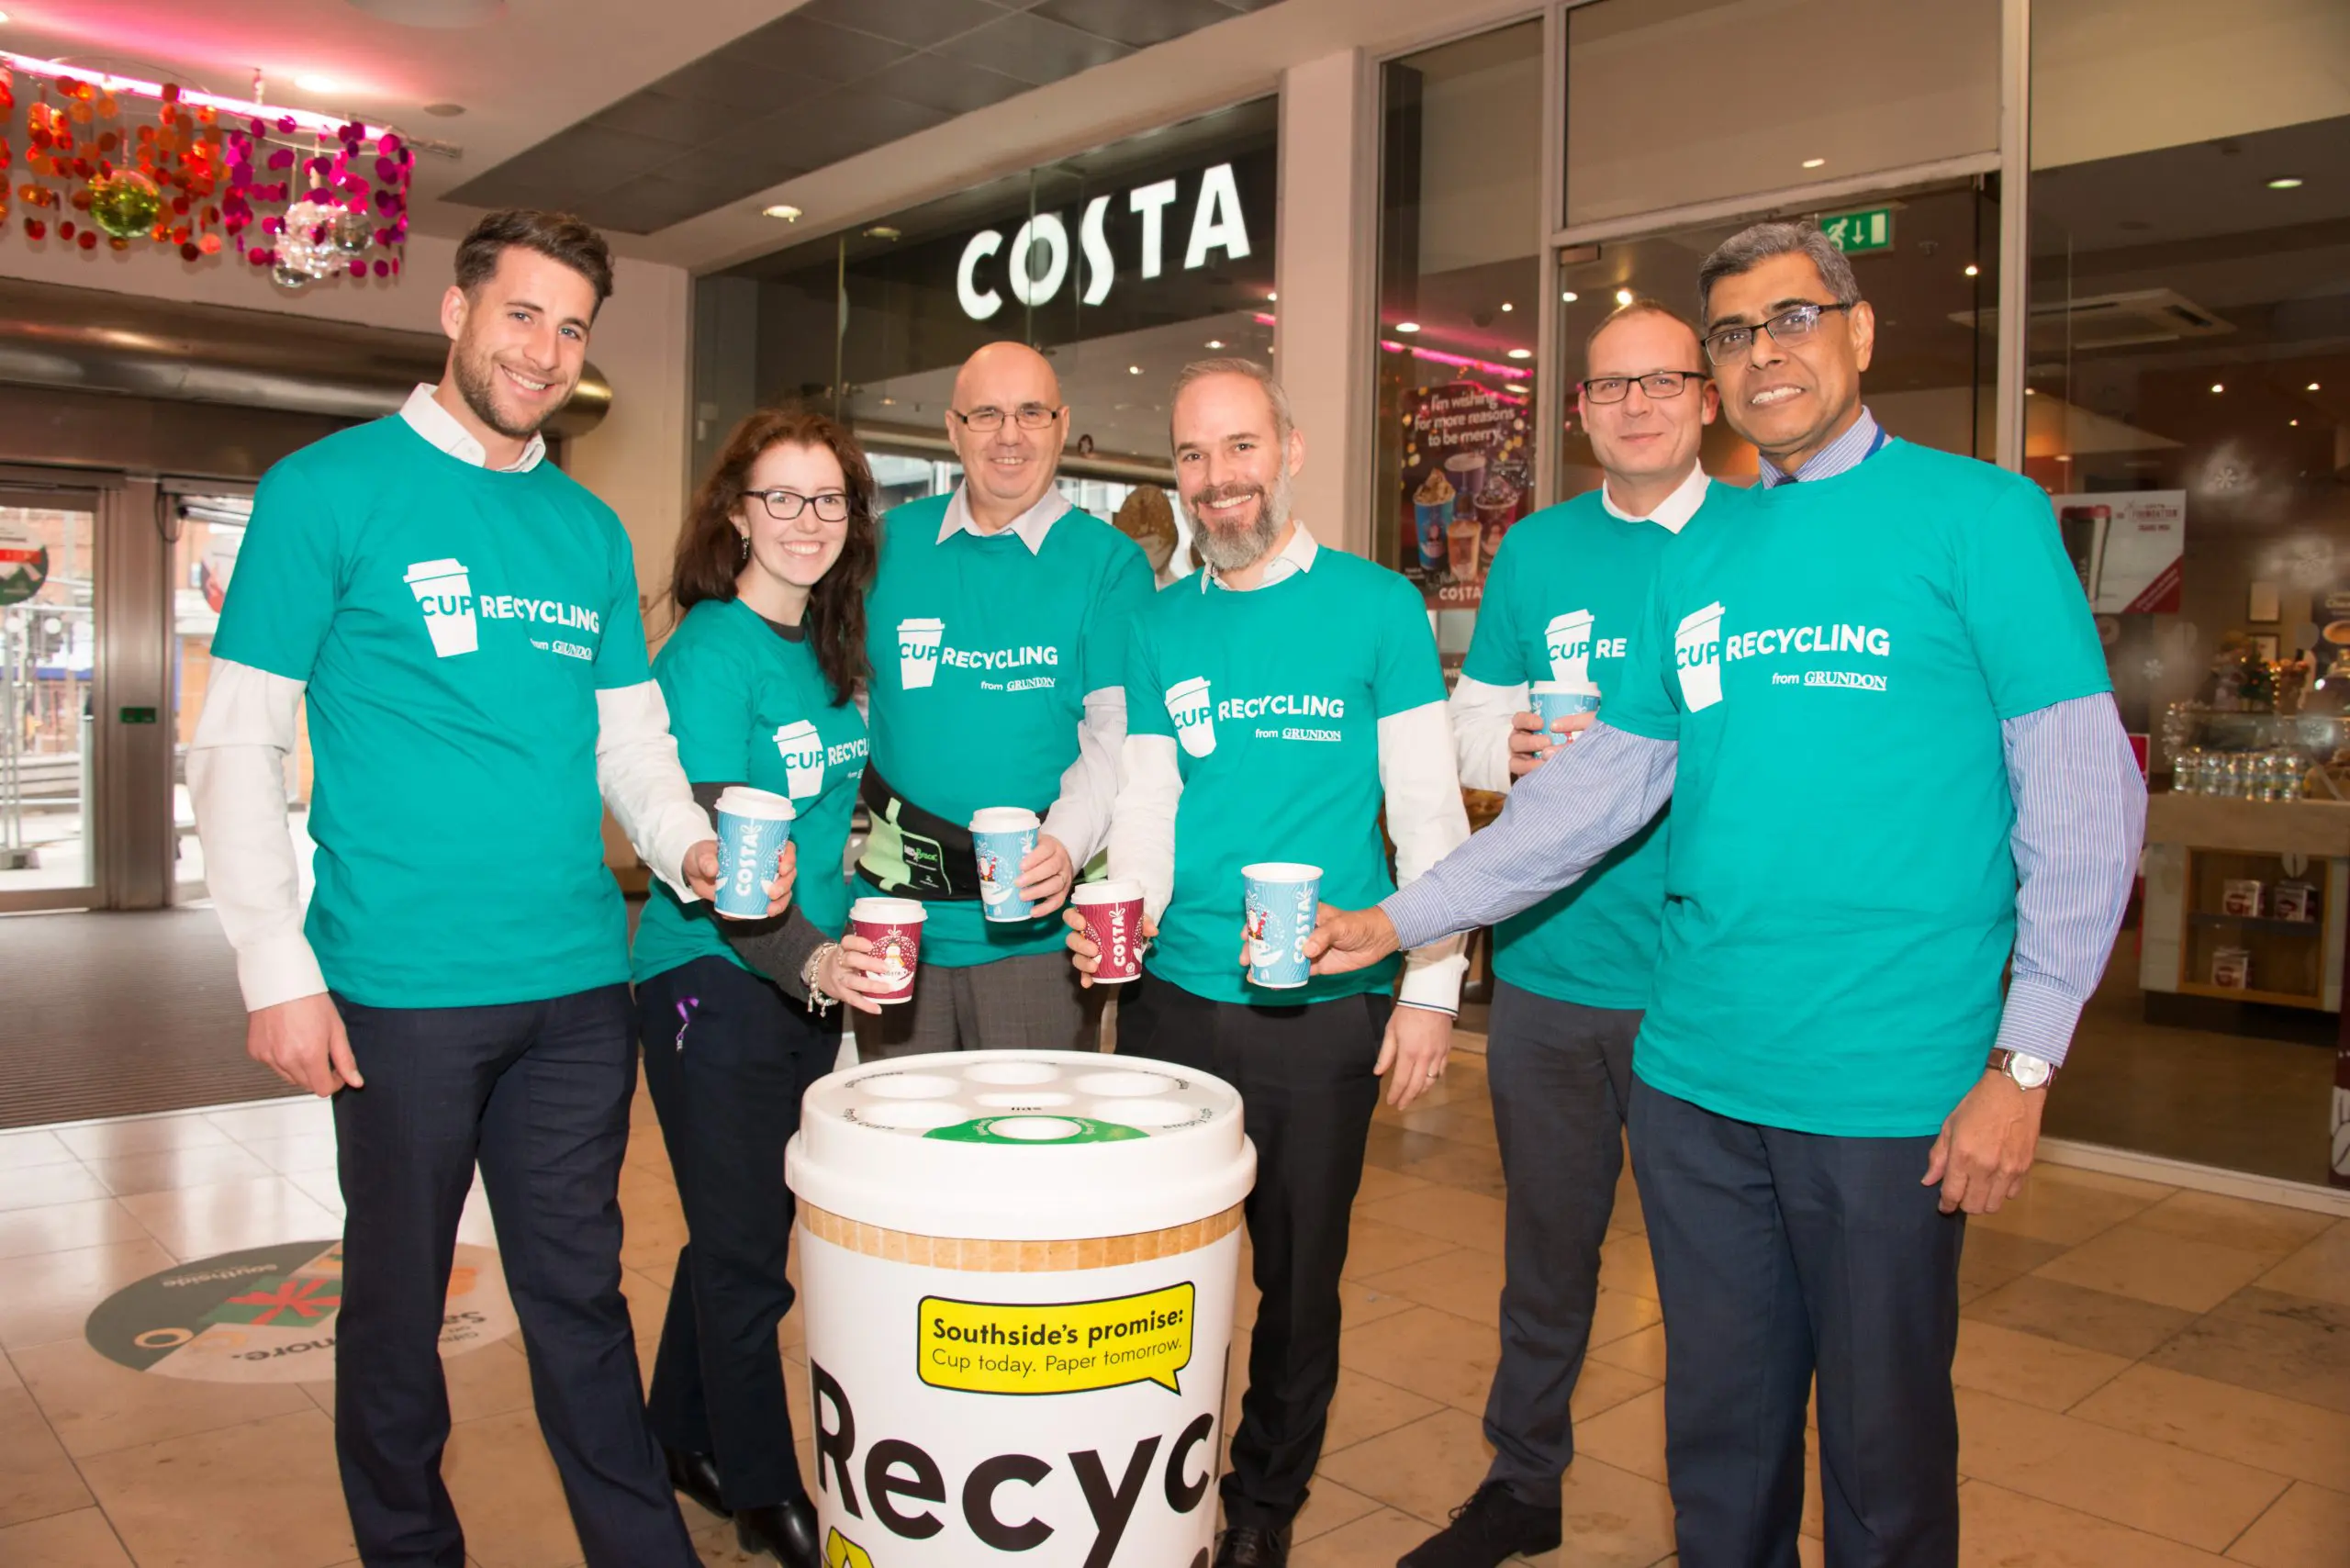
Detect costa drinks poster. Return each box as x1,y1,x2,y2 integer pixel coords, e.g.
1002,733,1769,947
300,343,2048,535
2051,490,2184,614
1400,382,1531,610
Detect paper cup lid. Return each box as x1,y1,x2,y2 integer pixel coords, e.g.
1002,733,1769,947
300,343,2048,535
1242,861,1321,883
969,806,1042,833
716,786,795,820
850,896,926,923
1074,879,1144,905
786,1050,1254,1241
1530,678,1601,698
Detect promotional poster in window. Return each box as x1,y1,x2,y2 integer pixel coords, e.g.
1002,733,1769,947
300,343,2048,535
1398,381,1532,611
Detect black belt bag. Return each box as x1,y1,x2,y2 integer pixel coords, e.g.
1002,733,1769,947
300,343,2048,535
857,764,1046,902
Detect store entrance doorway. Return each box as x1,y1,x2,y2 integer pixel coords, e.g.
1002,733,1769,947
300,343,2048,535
0,483,104,911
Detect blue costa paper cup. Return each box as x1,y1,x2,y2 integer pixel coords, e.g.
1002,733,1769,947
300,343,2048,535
714,787,795,919
1242,861,1322,989
970,806,1042,922
1529,678,1601,742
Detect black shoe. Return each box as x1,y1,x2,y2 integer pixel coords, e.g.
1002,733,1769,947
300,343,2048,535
735,1495,821,1568
1214,1523,1292,1567
1398,1483,1562,1567
665,1448,729,1519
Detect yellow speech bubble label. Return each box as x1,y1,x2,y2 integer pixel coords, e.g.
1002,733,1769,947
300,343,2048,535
824,1527,874,1568
919,1282,1195,1396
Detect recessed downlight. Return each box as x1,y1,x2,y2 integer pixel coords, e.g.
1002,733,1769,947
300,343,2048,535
1614,287,1634,307
421,101,466,118
2210,383,2225,394
763,204,801,221
1507,348,1533,361
1561,290,1578,303
1395,321,1420,333
2266,176,2304,189
1801,157,1826,170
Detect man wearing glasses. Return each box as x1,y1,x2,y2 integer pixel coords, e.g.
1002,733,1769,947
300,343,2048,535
1405,299,1745,1568
1313,222,2143,1567
859,340,1156,1053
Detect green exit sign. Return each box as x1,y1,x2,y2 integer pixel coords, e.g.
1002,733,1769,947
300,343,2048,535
1820,207,1894,253
118,706,157,724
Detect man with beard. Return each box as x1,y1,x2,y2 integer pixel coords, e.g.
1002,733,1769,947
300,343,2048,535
1305,223,2143,1568
859,340,1155,1053
191,210,757,1568
1068,357,1469,1567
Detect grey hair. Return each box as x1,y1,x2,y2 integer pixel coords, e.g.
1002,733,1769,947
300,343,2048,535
1169,356,1294,444
1696,221,1861,320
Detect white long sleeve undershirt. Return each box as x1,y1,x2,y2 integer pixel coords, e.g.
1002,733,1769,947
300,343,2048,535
1449,673,1527,794
1042,688,1127,868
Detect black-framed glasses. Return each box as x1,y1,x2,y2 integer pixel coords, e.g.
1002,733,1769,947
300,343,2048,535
1702,301,1856,365
1579,370,1708,403
948,403,1065,432
744,489,851,523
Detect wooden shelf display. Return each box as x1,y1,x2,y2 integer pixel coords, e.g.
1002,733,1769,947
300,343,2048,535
2178,849,2328,1006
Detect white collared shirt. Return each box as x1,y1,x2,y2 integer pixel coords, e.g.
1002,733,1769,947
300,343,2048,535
1599,462,1710,534
399,383,547,473
938,481,1070,554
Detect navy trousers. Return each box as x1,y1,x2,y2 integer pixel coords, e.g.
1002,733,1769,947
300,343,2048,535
634,956,838,1509
1628,1077,1964,1568
331,985,696,1568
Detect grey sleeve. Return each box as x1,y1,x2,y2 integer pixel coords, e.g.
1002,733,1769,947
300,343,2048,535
689,780,833,1002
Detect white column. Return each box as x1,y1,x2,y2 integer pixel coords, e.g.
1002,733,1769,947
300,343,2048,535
1275,50,1380,559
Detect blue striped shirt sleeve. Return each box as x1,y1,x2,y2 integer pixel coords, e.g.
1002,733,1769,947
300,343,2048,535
1382,722,1677,948
1998,692,2146,1068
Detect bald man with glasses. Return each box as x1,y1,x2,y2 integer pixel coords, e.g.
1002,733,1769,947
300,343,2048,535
857,342,1156,1054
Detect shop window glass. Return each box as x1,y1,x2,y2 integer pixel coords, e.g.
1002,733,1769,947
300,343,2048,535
2029,0,2350,1187
1375,19,1545,667
1563,0,1998,230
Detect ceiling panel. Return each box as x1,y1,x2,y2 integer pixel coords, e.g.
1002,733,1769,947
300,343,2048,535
447,0,1270,236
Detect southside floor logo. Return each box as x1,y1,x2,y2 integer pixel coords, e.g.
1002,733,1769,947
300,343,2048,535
84,1239,517,1383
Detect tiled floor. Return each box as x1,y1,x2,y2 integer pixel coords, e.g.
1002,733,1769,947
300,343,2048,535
2,1057,2346,1567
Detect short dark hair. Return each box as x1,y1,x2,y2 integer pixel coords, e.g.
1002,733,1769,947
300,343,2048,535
1696,220,1859,322
453,208,614,311
1584,297,1703,364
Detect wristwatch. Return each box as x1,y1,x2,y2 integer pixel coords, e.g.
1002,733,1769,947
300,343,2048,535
1986,1047,2055,1091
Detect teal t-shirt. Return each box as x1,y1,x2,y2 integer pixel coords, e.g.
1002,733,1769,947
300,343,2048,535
1128,542,1449,1006
1603,439,2112,1136
1461,482,1744,1010
861,494,1156,968
630,597,869,985
212,415,651,1008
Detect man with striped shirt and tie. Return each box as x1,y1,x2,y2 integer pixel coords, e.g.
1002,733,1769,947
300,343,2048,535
1311,221,2144,1568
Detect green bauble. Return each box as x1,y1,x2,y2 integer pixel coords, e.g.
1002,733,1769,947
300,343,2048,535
88,170,162,240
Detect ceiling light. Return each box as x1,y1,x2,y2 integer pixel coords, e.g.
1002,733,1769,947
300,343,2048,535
1266,291,1277,301
1499,302,1514,313
2055,454,2071,463
1963,263,1979,277
2266,176,2304,189
1802,157,1826,170
1561,290,1578,303
865,225,901,240
1507,348,1533,361
762,204,801,221
1395,321,1420,333
2210,383,2224,393
1504,383,1530,396
0,10,15,21
878,397,895,406
295,73,341,94
1128,365,1141,375
1614,288,1634,307
2290,419,2300,427
2307,381,2321,391
1204,339,1225,349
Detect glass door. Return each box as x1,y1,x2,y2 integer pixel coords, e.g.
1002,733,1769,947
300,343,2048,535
0,485,102,909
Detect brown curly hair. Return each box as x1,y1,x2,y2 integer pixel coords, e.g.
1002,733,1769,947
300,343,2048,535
670,407,877,706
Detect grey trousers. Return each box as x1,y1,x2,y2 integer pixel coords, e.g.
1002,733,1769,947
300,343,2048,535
858,949,1105,1057
1482,980,1642,1503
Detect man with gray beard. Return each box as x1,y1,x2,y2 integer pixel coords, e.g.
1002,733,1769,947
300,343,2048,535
1063,359,1469,1567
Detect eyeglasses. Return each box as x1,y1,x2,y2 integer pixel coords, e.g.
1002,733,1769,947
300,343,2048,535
744,489,851,523
948,403,1065,432
1702,301,1856,366
1579,371,1708,404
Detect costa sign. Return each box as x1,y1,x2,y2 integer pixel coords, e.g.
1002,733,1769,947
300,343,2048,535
956,162,1253,321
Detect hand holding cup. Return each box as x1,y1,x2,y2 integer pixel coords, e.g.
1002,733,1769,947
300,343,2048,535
1065,894,1155,989
816,933,893,1015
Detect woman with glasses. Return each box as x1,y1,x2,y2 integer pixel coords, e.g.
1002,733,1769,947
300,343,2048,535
629,407,889,1568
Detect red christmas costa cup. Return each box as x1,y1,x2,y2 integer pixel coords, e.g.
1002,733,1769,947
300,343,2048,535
848,896,927,1005
1072,879,1145,983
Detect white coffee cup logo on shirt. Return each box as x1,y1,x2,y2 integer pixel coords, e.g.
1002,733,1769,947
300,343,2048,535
1166,676,1215,758
897,617,946,689
403,558,477,658
1674,602,1726,711
1545,609,1595,684
773,720,825,799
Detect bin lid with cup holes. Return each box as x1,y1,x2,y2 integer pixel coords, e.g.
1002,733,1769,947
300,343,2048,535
785,1050,1254,1241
